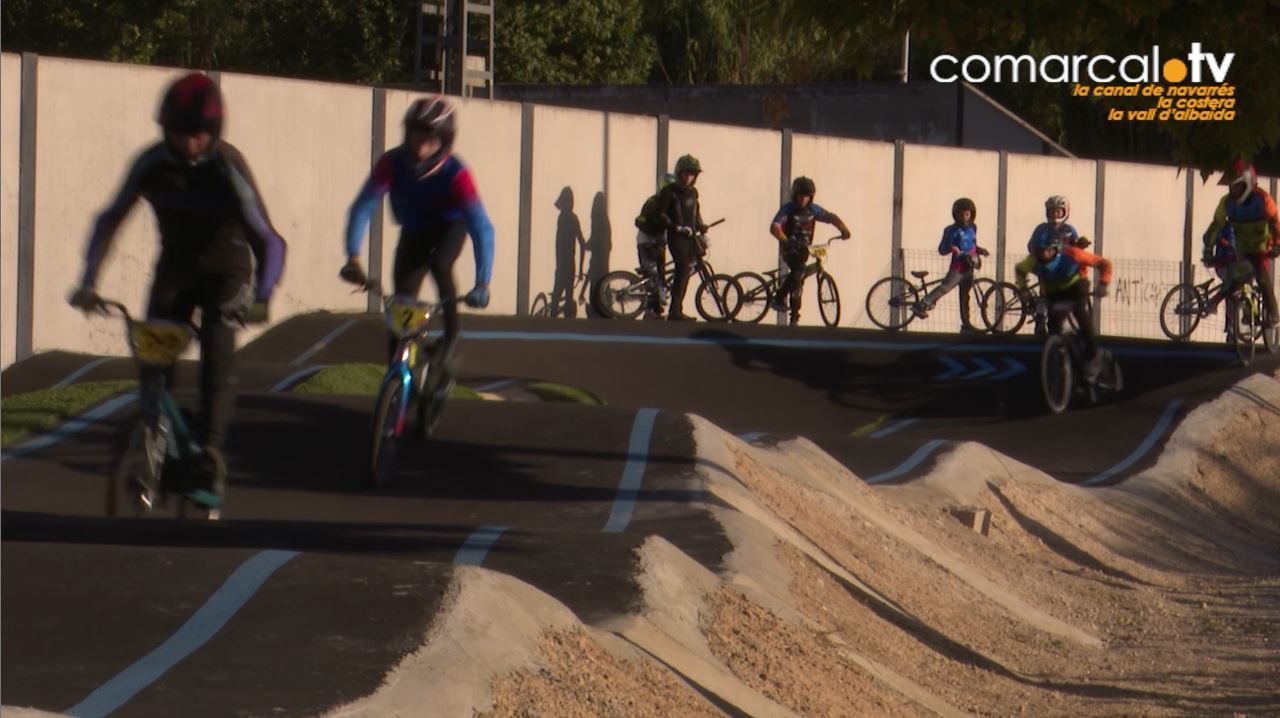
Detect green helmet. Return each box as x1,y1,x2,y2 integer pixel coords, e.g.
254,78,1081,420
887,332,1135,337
660,172,676,188
791,176,816,199
674,154,702,175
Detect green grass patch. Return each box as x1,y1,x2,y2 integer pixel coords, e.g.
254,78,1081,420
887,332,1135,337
526,382,606,405
1,380,138,447
292,363,483,401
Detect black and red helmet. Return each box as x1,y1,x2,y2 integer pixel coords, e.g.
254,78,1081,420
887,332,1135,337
157,73,223,137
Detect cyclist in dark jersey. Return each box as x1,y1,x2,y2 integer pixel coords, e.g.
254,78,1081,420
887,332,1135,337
341,95,495,385
70,72,287,505
769,176,850,325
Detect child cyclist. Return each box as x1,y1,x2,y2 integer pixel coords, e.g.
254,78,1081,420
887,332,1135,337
769,176,851,325
1016,233,1113,380
70,73,287,510
634,173,676,319
341,95,494,398
912,197,989,332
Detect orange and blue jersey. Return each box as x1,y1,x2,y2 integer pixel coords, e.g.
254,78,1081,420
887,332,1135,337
1205,187,1280,256
345,148,494,284
1016,245,1112,295
938,223,979,272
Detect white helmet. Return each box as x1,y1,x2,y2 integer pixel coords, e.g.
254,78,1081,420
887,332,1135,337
1045,195,1070,226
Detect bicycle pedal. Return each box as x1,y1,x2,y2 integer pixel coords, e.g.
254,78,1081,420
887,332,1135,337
184,489,224,509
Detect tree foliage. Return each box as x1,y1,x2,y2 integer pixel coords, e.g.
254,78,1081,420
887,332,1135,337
496,0,653,83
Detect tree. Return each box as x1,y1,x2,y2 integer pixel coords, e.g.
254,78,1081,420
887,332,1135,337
496,0,654,84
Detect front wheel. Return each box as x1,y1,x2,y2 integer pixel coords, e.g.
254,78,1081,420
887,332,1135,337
695,273,742,321
368,377,408,489
865,276,919,331
1158,283,1204,341
817,273,841,327
1232,296,1256,366
1040,334,1073,414
732,272,772,323
592,270,647,319
107,419,167,517
980,282,1029,336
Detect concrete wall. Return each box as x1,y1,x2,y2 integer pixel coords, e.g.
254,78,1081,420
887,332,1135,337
790,134,895,328
1100,161,1186,337
2,53,20,367
528,105,605,317
667,120,781,317
899,145,1000,333
603,112,659,282
379,90,523,314
31,58,186,357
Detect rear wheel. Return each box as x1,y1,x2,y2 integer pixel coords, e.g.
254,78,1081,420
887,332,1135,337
980,282,1028,335
1040,334,1073,414
695,273,742,321
368,378,407,489
865,276,918,330
1232,296,1256,366
817,273,841,327
732,272,772,323
593,270,646,319
1158,283,1204,341
529,293,552,318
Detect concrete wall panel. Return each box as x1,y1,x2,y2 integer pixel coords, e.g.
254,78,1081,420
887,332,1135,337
31,58,186,356
380,91,522,316
790,135,895,328
219,73,371,340
899,145,999,332
2,53,21,367
667,120,781,318
528,105,605,318
603,113,659,287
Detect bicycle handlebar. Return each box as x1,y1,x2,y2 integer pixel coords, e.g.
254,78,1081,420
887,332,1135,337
356,279,462,308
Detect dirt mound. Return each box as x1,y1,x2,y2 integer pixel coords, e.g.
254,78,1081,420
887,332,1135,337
322,373,1280,717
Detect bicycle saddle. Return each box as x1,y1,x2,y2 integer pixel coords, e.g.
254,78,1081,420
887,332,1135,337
911,270,929,279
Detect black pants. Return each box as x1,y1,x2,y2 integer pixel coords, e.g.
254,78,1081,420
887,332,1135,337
668,235,698,318
146,233,254,451
780,243,810,318
389,222,467,360
1046,280,1097,358
637,241,667,312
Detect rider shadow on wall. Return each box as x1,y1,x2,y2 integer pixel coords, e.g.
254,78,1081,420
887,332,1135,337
585,191,612,316
550,187,587,318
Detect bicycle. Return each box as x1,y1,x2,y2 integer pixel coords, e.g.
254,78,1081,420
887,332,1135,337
364,282,459,489
731,235,847,326
530,271,589,319
98,299,220,520
980,277,1084,337
1157,275,1225,341
1229,279,1279,366
1039,293,1122,414
592,219,741,321
865,256,997,331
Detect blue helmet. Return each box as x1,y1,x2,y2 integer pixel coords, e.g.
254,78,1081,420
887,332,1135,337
1035,233,1062,254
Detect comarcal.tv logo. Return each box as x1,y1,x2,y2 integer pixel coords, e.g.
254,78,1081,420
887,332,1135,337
929,43,1233,84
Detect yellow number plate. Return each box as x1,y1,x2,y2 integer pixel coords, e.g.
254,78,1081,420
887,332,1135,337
813,247,828,260
130,322,191,364
385,296,432,339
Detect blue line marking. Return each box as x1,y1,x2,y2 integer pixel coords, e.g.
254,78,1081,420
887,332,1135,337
476,379,516,392
603,408,659,533
868,418,918,439
935,356,966,379
864,439,948,484
454,329,1238,360
453,526,508,566
961,356,996,380
737,431,767,442
54,357,114,388
64,550,300,718
1081,399,1184,487
1,392,139,462
992,357,1027,380
290,319,357,366
268,364,330,393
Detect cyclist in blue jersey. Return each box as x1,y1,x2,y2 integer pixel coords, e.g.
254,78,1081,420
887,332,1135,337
70,72,287,504
1027,195,1087,255
341,96,495,384
912,197,988,331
